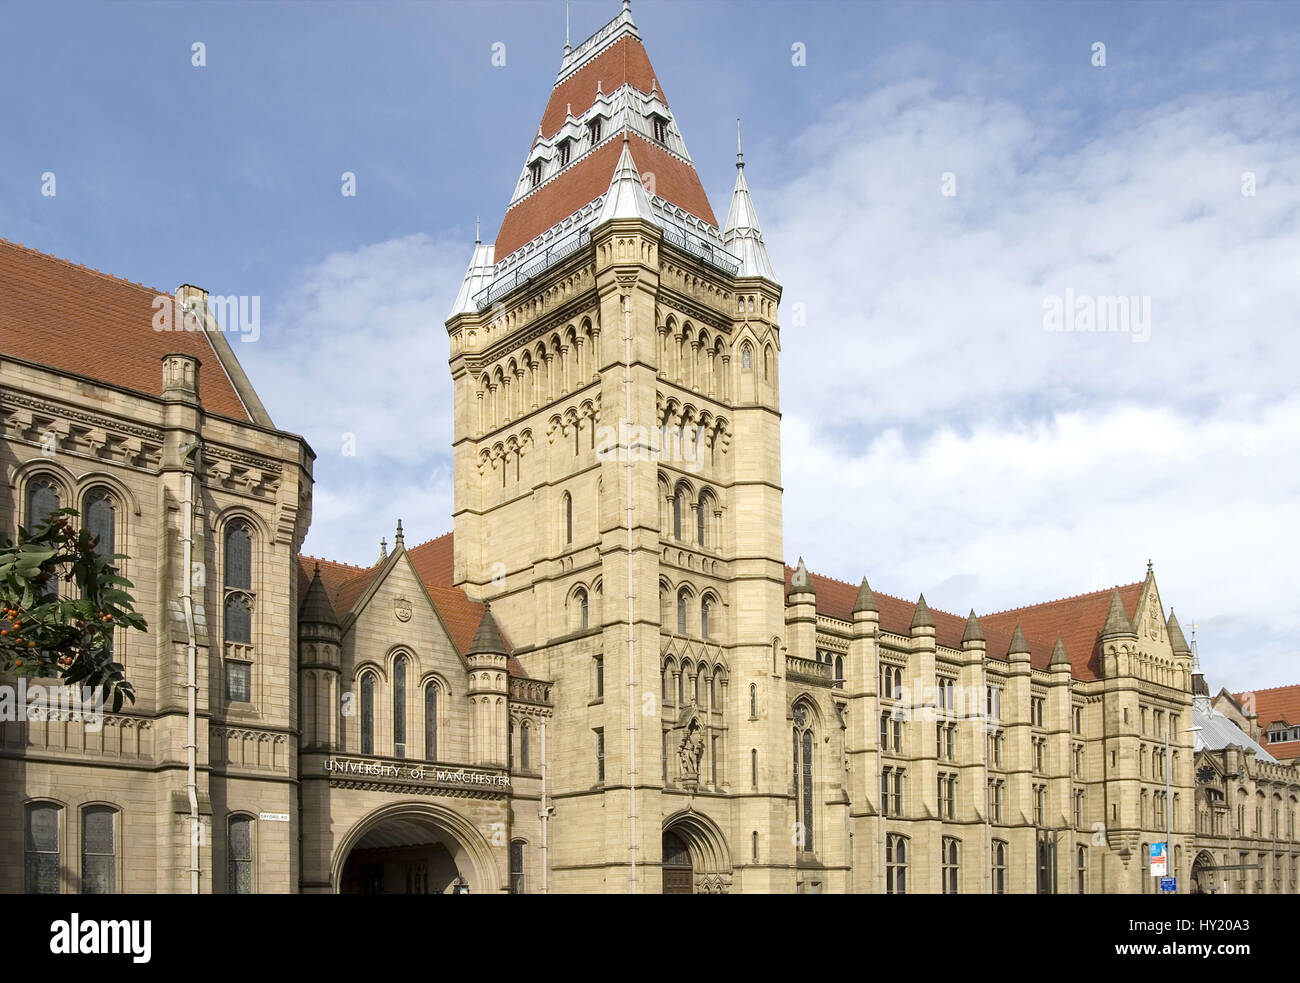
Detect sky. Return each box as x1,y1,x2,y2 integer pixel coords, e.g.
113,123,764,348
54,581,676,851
2,0,1298,692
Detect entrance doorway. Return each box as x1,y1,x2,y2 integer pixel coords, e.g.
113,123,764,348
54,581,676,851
339,817,463,894
662,830,693,894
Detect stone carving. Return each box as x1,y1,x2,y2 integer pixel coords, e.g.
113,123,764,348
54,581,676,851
393,597,413,623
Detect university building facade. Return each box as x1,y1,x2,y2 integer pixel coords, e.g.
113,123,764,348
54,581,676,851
1,2,1296,894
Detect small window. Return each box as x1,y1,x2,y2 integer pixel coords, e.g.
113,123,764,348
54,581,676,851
225,660,251,703
579,589,589,630
24,803,61,894
81,806,116,894
510,840,526,894
741,345,752,371
557,139,571,167
228,816,253,894
652,115,668,143
563,492,573,545
529,161,542,187
677,590,688,635
520,721,530,771
588,118,602,144
595,728,605,783
594,655,604,698
749,683,757,718
701,597,712,639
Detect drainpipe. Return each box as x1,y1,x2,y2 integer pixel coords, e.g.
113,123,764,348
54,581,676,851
179,439,202,893
539,719,550,893
622,290,639,893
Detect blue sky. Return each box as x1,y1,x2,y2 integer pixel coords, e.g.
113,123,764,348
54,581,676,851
3,0,1298,691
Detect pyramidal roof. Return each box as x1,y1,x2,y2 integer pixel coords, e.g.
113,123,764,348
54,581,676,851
487,3,723,266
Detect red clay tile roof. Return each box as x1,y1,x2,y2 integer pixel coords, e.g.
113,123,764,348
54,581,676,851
981,583,1144,681
297,538,525,677
786,565,1144,681
540,35,663,139
0,238,253,421
1235,685,1300,761
495,133,717,259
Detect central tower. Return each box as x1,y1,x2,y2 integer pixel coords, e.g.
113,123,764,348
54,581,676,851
445,1,787,892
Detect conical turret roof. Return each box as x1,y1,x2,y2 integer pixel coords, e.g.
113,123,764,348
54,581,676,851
299,564,339,627
467,604,509,656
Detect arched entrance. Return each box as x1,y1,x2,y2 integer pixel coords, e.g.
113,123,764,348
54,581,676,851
332,802,502,894
1190,850,1218,895
662,809,732,894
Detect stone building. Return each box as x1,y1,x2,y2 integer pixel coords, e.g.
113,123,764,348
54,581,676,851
1,1,1295,894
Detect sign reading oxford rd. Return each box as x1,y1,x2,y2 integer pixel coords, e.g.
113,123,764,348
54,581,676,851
323,756,510,790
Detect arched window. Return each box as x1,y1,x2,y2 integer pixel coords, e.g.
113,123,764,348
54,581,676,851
578,589,589,630
24,802,61,894
83,489,115,558
694,671,703,706
749,683,757,718
886,834,907,894
701,597,712,639
741,344,752,371
1078,845,1087,894
224,523,252,591
392,655,408,758
81,805,117,894
228,815,253,894
751,748,758,789
752,830,759,862
992,840,1007,894
793,703,815,852
834,656,844,685
941,837,959,894
508,719,515,771
224,595,251,645
424,683,438,762
360,674,375,755
677,590,688,635
663,664,673,705
562,492,573,545
520,720,530,771
25,477,60,527
509,840,526,894
672,489,683,541
696,496,707,546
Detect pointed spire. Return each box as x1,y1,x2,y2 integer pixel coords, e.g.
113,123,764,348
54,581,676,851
790,557,814,593
910,593,935,630
394,519,404,549
1167,609,1191,656
1050,636,1070,667
594,133,656,226
467,603,508,656
1100,588,1135,637
1008,624,1032,656
475,216,480,244
853,577,878,614
300,564,339,627
379,537,388,560
722,129,776,281
447,236,496,318
962,609,984,643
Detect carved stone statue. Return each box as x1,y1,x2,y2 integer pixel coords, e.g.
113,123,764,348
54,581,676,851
678,720,704,782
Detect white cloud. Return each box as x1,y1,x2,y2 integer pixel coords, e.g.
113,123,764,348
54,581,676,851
250,67,1300,692
765,78,1300,690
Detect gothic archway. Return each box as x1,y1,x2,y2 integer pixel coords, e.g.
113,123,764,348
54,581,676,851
662,808,732,894
331,801,502,894
1190,850,1218,895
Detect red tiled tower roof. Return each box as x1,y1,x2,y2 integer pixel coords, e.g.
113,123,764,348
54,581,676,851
539,35,663,139
0,238,254,422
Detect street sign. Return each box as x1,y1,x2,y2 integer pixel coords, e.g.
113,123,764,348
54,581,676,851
1150,842,1168,876
1160,876,1176,893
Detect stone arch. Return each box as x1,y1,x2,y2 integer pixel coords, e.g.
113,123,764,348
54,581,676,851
662,808,732,894
331,800,503,894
